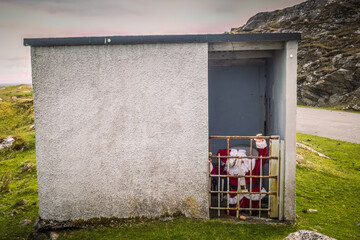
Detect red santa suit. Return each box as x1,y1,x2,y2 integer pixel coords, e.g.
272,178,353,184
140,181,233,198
216,140,268,215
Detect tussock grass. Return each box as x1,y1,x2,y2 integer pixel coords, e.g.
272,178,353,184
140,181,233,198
0,172,12,193
0,85,37,240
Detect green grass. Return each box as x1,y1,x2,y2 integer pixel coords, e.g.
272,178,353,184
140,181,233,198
0,85,37,240
296,133,360,239
0,85,34,136
0,85,359,239
0,148,38,240
56,218,296,240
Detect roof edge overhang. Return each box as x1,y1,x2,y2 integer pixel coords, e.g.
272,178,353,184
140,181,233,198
24,33,301,47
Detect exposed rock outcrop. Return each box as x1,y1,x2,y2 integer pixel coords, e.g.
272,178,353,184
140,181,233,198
230,0,360,110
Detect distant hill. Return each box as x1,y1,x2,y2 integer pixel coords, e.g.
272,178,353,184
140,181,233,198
0,83,31,87
230,0,360,111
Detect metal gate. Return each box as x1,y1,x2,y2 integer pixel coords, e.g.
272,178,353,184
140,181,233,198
209,135,280,219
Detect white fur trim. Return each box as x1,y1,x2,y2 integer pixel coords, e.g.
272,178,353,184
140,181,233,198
242,187,267,200
229,187,267,203
225,148,256,175
256,140,267,149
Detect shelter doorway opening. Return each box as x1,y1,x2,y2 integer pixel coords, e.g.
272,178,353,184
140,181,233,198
208,58,280,219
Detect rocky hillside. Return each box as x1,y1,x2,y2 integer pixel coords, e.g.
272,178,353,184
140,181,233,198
230,0,360,110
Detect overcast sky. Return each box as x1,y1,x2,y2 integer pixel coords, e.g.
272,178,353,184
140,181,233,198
0,0,305,84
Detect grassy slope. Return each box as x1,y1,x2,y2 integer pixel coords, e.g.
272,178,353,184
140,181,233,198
296,133,360,239
0,85,359,239
0,85,38,240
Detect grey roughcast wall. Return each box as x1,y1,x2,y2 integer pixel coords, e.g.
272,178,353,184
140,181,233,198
32,43,209,221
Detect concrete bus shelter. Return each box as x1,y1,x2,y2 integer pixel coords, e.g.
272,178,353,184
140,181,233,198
24,33,300,222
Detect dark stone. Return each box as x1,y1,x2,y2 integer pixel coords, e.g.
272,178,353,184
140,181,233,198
19,219,32,226
34,217,74,231
21,163,32,173
27,232,48,240
15,199,28,206
8,211,19,216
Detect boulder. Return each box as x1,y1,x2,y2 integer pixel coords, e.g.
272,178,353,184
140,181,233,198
0,136,15,150
284,230,336,240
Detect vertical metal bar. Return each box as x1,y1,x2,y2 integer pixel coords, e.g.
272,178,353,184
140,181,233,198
269,137,279,218
268,139,272,218
227,138,230,215
259,142,263,218
249,138,253,216
209,135,211,154
279,140,285,220
217,153,220,217
270,139,280,218
209,139,212,217
209,152,212,218
236,156,240,218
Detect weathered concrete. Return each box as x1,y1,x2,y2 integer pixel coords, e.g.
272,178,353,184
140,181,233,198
32,43,209,221
283,41,297,222
297,107,360,144
267,41,297,221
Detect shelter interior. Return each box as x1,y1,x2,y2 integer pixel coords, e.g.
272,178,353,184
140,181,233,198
208,42,286,153
207,42,286,219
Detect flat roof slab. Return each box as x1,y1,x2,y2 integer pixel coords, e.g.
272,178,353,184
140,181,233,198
24,33,301,47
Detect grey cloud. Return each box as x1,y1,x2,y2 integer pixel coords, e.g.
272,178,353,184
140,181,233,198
203,0,306,14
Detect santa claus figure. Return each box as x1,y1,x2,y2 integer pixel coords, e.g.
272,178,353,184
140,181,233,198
215,133,268,215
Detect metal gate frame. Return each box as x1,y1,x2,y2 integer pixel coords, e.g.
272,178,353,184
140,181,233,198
209,135,280,219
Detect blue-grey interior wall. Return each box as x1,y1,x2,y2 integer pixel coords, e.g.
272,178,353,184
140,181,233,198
269,50,286,138
208,64,266,154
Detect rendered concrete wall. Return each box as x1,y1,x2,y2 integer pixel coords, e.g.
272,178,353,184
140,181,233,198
283,41,298,221
32,43,209,221
268,41,297,221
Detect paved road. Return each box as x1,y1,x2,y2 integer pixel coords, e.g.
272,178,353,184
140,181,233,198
296,107,360,144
